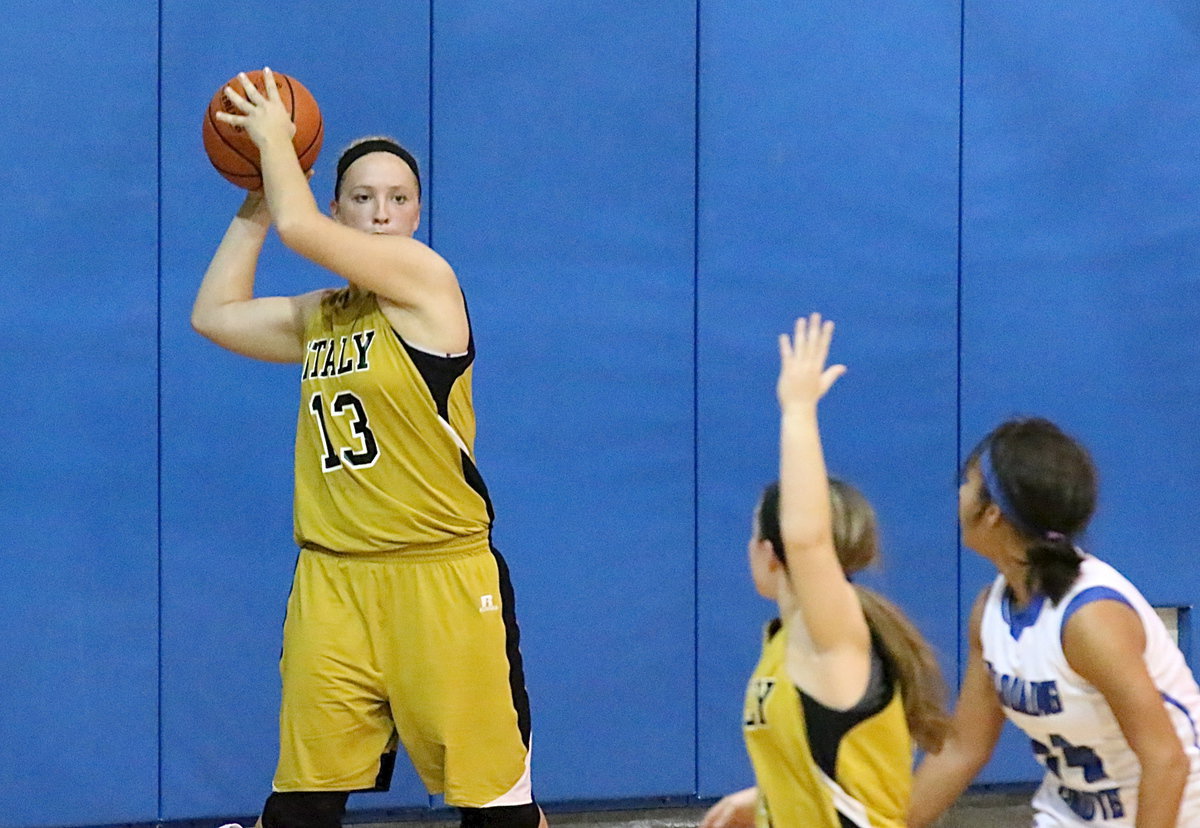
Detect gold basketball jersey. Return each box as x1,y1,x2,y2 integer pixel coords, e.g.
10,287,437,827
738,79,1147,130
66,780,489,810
293,287,491,554
743,620,912,828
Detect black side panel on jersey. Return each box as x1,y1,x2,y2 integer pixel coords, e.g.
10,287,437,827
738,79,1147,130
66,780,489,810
397,332,474,420
391,324,493,521
462,451,495,523
797,641,894,781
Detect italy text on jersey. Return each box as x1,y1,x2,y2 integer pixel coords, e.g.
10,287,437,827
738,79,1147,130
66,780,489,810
302,330,376,380
744,678,775,729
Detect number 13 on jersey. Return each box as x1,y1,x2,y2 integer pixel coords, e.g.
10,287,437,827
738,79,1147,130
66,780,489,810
308,391,379,471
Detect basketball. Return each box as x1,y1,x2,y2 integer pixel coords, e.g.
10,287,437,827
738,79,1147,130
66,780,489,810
202,69,324,190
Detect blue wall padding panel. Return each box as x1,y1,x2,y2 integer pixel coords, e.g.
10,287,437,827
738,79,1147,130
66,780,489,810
961,0,1200,782
0,2,160,826
157,2,434,818
696,0,962,797
431,0,698,801
7,2,1200,825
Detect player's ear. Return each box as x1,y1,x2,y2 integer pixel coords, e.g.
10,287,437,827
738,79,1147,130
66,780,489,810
760,542,785,573
982,502,1004,527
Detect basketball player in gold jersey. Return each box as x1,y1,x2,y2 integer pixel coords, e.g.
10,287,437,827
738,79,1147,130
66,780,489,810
193,69,546,828
701,315,948,828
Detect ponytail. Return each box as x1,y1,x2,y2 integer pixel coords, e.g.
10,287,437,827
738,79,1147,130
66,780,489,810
855,585,949,754
1025,534,1083,604
756,478,950,753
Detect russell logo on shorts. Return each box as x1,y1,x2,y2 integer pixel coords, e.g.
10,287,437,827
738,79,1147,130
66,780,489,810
479,594,499,613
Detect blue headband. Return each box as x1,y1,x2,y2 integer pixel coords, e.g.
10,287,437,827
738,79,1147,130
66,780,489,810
979,446,1073,544
979,444,1037,537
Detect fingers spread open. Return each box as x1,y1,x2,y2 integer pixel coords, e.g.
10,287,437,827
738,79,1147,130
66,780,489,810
237,71,266,104
262,67,282,102
223,83,253,113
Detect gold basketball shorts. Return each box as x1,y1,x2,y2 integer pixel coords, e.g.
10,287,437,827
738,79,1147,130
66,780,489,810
273,538,534,807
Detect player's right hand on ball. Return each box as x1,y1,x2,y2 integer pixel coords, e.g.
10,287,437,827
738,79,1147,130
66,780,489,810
216,68,296,148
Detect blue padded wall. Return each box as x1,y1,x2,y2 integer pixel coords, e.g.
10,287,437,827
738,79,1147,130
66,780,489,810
158,2,433,818
696,0,962,797
960,0,1200,782
432,0,698,801
7,2,1200,826
0,2,159,826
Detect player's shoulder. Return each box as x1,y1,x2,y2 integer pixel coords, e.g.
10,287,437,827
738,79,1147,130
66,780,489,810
1063,554,1141,604
969,582,997,641
1075,552,1128,584
974,576,1006,616
1058,557,1141,623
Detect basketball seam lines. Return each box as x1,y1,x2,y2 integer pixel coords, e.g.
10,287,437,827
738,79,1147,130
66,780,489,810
206,105,261,176
281,74,323,164
208,74,321,183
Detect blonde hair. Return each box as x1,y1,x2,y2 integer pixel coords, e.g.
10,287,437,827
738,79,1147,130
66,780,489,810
758,479,950,753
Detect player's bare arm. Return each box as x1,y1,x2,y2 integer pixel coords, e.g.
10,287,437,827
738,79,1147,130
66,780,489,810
774,314,868,709
192,189,327,363
909,588,1005,827
1064,600,1187,828
218,69,463,354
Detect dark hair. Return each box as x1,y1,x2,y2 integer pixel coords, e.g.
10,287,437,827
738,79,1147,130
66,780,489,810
758,480,949,753
334,136,421,200
965,417,1097,604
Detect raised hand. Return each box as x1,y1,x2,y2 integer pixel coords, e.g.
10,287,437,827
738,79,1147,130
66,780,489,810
776,312,846,412
213,67,296,150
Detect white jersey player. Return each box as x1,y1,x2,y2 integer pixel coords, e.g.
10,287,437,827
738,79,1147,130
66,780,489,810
909,417,1200,828
981,554,1200,825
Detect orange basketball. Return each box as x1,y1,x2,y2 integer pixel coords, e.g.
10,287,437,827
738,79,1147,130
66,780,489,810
202,69,324,190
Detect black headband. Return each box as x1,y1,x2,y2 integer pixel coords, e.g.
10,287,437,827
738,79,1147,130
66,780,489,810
334,139,421,200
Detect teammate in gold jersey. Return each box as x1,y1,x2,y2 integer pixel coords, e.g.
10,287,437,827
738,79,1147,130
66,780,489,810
192,69,546,828
701,314,948,828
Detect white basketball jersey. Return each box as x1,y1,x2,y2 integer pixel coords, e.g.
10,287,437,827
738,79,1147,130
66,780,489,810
980,554,1200,826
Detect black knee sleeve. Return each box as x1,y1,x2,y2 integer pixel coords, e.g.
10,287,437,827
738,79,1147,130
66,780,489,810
459,802,541,828
261,791,349,828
